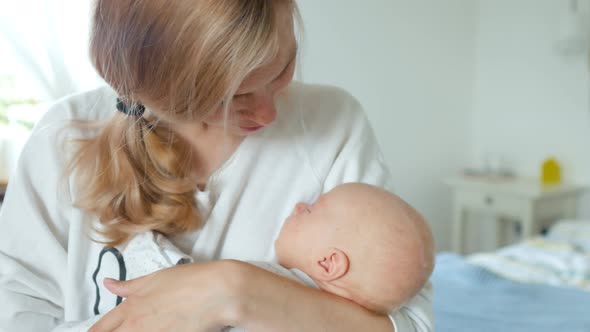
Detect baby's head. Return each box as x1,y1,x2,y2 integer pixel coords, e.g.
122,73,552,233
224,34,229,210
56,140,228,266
275,183,434,313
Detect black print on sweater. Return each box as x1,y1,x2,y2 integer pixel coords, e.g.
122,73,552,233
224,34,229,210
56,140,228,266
92,247,126,315
91,244,191,315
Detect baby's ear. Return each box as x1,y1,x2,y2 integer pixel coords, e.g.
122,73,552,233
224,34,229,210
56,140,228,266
315,248,349,281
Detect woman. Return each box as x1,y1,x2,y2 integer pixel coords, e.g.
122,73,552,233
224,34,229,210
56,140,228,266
0,0,432,331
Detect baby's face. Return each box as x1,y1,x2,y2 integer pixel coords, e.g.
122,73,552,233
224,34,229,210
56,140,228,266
274,193,339,269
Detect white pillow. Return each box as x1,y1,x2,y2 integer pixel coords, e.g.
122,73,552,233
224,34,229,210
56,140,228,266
547,220,590,252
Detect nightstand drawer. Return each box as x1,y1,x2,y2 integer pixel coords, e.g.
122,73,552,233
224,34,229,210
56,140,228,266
455,190,525,216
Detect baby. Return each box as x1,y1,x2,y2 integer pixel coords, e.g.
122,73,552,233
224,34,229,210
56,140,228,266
84,182,434,330
274,182,434,313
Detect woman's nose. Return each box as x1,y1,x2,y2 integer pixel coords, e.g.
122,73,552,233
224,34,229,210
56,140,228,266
250,92,277,126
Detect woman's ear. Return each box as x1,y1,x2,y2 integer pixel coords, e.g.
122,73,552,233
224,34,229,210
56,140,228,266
315,248,349,281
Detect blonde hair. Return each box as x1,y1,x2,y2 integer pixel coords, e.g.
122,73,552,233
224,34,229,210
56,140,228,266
69,0,297,246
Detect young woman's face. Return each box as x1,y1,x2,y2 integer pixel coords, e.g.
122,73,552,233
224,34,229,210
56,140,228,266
203,13,297,137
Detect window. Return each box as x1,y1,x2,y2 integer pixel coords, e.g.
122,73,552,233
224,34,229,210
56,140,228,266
0,0,103,181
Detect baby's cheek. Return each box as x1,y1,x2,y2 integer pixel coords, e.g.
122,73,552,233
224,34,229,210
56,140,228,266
275,226,296,256
275,227,290,247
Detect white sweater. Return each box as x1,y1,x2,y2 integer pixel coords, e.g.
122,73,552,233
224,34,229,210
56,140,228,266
0,82,433,332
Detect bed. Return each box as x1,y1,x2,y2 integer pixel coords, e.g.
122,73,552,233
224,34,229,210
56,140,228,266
431,220,590,332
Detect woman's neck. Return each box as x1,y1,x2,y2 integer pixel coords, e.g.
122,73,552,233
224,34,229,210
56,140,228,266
172,121,245,188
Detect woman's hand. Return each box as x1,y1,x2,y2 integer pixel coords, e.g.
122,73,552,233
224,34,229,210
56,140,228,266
88,260,243,332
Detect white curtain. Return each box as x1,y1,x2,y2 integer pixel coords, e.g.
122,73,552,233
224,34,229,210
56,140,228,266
0,0,104,101
0,0,103,181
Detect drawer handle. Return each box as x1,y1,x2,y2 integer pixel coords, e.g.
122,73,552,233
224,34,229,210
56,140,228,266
485,196,494,205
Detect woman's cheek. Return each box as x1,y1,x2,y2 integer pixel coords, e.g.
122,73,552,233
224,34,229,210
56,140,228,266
203,106,241,127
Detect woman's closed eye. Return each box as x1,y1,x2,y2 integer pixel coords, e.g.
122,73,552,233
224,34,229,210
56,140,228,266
233,92,252,100
232,49,297,100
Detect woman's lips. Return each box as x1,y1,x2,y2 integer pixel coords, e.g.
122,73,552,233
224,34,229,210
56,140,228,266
240,125,264,132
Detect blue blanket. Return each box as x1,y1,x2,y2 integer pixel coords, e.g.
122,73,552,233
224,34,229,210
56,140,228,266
432,253,590,332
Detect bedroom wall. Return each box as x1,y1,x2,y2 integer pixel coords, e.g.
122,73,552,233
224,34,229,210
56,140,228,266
471,0,590,217
296,0,479,251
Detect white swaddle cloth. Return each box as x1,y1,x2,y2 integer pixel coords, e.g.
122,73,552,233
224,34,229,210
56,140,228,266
122,231,194,280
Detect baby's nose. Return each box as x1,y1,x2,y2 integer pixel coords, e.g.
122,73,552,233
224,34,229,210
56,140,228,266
293,202,309,216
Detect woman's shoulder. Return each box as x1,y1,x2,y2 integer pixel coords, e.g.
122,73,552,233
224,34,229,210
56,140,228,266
275,82,376,184
24,85,117,154
37,85,118,126
287,81,363,118
17,86,118,182
283,81,369,140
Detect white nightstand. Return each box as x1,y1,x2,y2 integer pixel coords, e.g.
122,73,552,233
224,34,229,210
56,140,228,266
445,176,585,254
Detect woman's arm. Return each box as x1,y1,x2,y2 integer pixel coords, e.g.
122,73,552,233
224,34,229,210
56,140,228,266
228,261,394,332
92,259,394,332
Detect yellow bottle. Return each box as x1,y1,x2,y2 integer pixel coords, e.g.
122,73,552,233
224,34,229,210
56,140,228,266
541,157,561,185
